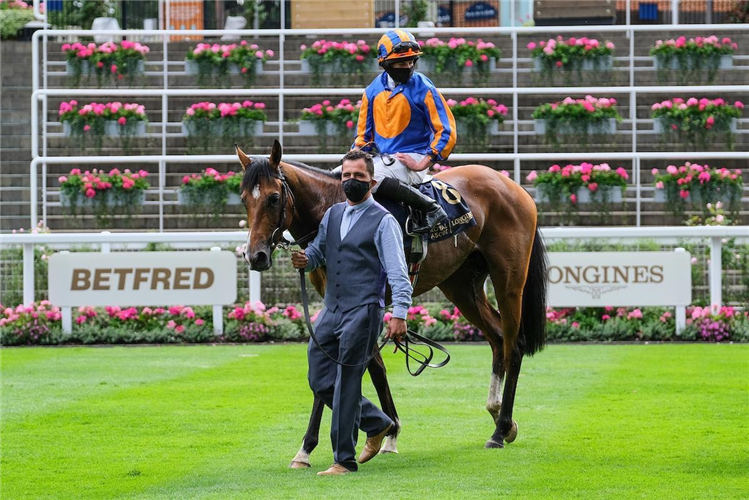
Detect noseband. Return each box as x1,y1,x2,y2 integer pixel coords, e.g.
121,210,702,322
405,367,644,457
267,168,318,251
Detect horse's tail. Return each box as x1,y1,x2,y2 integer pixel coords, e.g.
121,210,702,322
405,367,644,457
521,226,548,356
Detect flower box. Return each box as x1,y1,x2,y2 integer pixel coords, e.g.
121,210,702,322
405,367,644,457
63,121,147,137
181,120,263,137
104,120,147,136
419,56,497,74
186,59,264,75
534,185,622,204
66,60,91,74
534,118,617,135
297,119,338,135
533,55,612,72
60,189,145,207
653,117,737,134
653,54,732,70
300,58,379,74
177,190,242,205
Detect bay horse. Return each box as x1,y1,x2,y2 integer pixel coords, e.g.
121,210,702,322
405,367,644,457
236,140,547,466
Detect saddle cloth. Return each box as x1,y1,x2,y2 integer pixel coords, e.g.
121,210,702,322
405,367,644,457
375,178,476,242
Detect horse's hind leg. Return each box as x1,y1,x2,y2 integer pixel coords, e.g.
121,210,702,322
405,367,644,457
484,249,533,448
437,253,506,447
367,351,401,453
289,396,325,468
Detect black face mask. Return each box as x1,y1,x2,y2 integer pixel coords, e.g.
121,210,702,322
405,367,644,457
384,64,415,85
342,178,371,203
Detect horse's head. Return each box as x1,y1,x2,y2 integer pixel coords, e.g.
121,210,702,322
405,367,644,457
236,140,291,271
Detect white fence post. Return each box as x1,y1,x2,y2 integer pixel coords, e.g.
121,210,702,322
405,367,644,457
674,247,686,335
59,250,72,334
23,243,35,305
671,0,679,24
101,231,111,254
709,236,722,314
211,246,224,335
249,271,262,304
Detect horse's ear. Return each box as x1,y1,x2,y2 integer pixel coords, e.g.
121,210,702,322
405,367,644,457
235,143,252,171
270,140,282,170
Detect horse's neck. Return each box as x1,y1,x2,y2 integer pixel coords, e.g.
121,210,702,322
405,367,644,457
284,164,342,245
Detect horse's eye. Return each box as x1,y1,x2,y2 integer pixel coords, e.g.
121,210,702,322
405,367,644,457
267,193,280,206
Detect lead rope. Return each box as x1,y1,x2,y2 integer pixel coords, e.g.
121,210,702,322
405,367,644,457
298,268,451,376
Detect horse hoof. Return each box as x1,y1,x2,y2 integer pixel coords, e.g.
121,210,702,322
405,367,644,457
484,439,504,449
289,461,311,469
379,448,399,455
505,420,518,443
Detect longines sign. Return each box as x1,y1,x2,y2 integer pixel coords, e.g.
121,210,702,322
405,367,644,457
548,252,692,307
48,251,237,306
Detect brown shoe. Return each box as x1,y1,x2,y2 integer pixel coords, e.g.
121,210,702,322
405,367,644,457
317,463,352,476
358,423,393,464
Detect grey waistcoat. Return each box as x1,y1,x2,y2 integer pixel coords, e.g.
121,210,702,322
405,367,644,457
324,201,389,313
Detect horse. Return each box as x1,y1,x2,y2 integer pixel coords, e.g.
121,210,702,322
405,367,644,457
235,140,548,466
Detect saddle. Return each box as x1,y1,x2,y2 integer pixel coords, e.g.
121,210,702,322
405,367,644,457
375,178,476,286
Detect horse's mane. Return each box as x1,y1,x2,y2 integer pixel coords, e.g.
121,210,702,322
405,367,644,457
240,157,342,193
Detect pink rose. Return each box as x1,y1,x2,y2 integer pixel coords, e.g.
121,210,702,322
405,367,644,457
118,117,127,125
570,194,577,204
85,188,96,198
464,60,473,67
655,181,664,189
195,319,204,326
346,120,354,129
587,182,598,192
679,190,689,199
83,125,91,132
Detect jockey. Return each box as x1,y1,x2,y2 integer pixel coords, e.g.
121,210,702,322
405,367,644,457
352,29,457,234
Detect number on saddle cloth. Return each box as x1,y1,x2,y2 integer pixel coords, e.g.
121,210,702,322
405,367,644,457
375,179,476,245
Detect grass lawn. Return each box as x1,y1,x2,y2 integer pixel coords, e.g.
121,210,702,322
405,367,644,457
1,344,748,499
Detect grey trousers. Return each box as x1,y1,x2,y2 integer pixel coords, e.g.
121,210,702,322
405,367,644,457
307,303,392,472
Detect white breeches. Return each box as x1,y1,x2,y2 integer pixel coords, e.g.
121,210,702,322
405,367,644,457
333,152,429,192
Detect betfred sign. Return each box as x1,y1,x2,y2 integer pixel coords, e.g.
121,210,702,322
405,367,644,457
48,251,237,306
548,252,692,307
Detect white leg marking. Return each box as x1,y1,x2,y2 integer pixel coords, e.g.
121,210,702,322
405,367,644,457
486,372,503,423
380,418,401,454
291,445,311,465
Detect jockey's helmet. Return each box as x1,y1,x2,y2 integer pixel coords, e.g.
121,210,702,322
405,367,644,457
377,29,422,66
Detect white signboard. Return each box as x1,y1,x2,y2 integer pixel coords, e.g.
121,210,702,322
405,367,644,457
548,252,692,307
48,251,237,306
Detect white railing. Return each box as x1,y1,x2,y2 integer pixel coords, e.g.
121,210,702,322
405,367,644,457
2,226,747,317
28,151,749,231
31,24,749,158
26,24,749,231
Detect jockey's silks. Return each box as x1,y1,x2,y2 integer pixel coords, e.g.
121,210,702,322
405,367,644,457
354,72,457,162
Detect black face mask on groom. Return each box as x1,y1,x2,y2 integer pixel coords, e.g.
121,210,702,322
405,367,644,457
383,62,416,85
342,178,371,203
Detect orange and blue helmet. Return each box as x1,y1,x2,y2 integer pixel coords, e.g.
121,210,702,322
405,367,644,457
377,29,422,65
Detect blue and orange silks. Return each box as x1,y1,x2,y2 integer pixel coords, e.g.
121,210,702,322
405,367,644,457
353,71,457,162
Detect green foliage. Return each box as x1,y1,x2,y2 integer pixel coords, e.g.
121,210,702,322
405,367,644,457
532,96,621,147
0,7,33,39
529,36,614,84
652,98,742,151
727,0,749,22
186,42,272,88
47,0,118,29
179,168,242,221
59,168,149,227
654,163,743,218
419,37,500,85
651,36,737,84
402,0,429,27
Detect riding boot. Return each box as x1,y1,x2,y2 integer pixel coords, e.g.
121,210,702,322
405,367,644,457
377,177,448,234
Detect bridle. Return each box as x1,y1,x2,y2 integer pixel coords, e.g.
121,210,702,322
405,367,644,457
267,167,318,252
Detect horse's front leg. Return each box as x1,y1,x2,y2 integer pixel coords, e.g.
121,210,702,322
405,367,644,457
289,396,325,468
